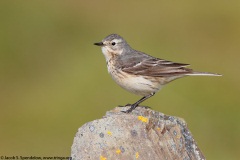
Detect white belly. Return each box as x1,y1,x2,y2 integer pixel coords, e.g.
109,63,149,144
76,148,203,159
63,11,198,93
108,67,162,96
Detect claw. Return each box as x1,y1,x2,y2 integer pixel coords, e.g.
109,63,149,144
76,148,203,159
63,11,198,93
121,104,138,113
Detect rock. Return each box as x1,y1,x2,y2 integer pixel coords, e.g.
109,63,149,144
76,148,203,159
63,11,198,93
71,106,205,160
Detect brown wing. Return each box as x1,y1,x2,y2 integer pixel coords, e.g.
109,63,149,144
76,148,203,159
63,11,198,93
122,58,193,77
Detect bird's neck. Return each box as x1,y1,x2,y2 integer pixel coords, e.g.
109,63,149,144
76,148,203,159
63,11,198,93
101,47,122,62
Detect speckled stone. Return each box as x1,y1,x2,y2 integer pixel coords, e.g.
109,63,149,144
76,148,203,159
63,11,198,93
71,106,205,160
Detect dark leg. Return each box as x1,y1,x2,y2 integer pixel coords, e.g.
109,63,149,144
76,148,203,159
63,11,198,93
122,92,155,113
118,104,151,109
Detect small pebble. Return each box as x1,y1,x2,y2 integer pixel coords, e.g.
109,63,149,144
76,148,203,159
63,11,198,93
99,132,104,138
89,125,95,132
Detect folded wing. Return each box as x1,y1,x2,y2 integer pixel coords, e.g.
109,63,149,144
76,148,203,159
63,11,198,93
122,57,193,77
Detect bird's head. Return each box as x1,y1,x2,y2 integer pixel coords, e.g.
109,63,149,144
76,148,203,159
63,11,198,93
94,34,130,61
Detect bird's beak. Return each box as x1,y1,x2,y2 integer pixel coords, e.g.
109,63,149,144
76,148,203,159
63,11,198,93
94,42,104,46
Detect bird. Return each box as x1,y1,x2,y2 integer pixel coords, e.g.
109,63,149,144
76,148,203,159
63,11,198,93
94,34,221,113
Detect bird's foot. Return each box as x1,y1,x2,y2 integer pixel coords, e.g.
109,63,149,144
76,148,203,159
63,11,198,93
121,104,138,113
119,104,151,113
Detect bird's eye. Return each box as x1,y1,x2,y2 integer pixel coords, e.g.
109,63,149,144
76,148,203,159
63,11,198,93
111,42,116,46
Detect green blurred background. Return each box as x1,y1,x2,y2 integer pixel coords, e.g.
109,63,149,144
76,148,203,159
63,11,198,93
0,0,239,159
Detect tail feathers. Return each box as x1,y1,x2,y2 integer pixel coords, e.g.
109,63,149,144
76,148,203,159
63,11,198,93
186,71,222,76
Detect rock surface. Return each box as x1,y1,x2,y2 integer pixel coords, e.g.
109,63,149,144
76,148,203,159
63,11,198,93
71,106,205,160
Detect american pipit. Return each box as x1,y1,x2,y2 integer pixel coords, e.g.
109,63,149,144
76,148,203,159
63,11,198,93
94,34,221,113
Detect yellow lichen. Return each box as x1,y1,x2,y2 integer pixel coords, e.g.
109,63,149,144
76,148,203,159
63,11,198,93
116,149,121,154
107,131,112,136
100,155,107,160
176,134,181,139
138,116,148,123
135,152,139,159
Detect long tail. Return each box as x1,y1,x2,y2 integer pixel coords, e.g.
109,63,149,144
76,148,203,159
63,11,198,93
186,71,222,76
